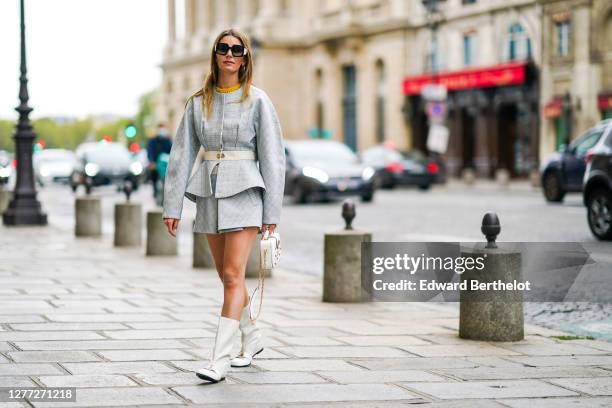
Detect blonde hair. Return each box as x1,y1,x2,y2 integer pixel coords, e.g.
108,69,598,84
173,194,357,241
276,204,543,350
185,28,254,118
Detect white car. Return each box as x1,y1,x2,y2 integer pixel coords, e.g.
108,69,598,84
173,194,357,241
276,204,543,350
33,149,78,186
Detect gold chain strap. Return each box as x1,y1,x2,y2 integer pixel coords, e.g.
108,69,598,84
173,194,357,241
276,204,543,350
249,240,266,323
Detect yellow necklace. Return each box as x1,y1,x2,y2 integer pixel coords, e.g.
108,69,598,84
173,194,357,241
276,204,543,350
215,83,241,93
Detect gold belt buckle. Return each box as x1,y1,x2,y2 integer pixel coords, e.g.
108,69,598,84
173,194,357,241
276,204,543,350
216,151,225,159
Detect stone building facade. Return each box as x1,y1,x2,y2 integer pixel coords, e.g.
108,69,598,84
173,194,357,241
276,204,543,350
157,1,607,178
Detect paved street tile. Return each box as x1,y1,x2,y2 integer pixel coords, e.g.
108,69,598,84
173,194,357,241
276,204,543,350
0,355,8,363
0,332,104,341
0,342,13,351
276,346,413,358
275,336,346,346
332,335,431,346
285,401,503,408
316,370,447,383
37,374,138,388
101,328,213,340
7,351,101,363
504,355,612,367
399,344,521,357
96,349,195,361
401,379,579,399
351,357,478,370
0,315,47,323
8,323,128,331
253,359,366,372
12,339,190,351
122,321,210,330
133,371,234,386
436,366,612,380
31,387,182,407
548,377,612,396
229,371,328,384
0,363,64,376
171,383,420,404
501,397,612,408
60,362,177,375
44,313,173,322
170,360,259,373
497,343,610,356
0,376,36,386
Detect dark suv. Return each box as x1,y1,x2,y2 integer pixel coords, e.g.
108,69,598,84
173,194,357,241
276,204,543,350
583,119,612,240
541,122,608,202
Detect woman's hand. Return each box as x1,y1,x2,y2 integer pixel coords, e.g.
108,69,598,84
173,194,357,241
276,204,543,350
163,218,180,237
261,224,276,237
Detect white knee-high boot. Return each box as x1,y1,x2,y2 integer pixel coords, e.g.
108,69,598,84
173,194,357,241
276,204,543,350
196,316,240,383
230,304,264,367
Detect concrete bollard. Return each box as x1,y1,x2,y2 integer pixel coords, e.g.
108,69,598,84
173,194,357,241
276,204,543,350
459,213,524,341
114,202,142,247
193,229,215,268
146,210,177,256
246,233,272,278
0,189,11,214
323,199,372,302
75,196,102,237
495,168,510,187
461,168,476,185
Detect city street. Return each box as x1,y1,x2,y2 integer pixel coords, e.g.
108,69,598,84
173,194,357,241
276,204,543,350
30,181,612,340
2,181,612,407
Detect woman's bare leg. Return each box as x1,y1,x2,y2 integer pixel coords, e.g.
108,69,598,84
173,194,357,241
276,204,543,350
221,227,259,320
206,232,251,308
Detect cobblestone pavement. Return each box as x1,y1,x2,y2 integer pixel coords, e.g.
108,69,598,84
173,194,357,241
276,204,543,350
1,218,612,407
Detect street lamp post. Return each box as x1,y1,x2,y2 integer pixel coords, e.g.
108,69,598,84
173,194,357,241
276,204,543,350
3,0,47,226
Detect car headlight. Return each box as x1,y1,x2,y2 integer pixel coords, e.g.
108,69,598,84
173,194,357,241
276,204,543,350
84,163,100,177
0,167,10,178
130,161,143,175
302,166,329,183
39,165,50,177
362,166,375,181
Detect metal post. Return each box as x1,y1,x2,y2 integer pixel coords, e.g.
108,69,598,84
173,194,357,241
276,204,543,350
3,0,47,226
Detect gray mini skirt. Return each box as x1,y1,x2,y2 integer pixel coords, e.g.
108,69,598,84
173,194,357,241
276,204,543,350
193,163,263,234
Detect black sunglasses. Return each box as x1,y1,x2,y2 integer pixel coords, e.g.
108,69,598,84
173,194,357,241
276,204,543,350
214,42,248,57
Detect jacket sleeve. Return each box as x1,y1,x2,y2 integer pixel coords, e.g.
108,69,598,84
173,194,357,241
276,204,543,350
162,97,200,220
255,91,286,225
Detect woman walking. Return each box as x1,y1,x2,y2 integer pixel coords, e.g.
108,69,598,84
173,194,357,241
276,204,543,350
161,28,286,383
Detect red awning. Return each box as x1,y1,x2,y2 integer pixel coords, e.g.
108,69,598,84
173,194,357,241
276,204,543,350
544,98,563,118
598,93,612,110
402,61,529,95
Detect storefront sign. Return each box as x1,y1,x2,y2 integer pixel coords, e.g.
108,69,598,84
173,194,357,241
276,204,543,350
403,62,528,95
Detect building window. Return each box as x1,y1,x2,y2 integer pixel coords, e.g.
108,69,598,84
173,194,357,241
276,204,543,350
375,60,386,143
463,32,475,66
427,34,442,72
556,20,570,57
505,23,531,61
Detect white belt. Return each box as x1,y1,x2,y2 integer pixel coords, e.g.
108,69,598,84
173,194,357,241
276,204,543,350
203,150,256,161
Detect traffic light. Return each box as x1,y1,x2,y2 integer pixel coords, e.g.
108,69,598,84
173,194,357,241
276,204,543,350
124,123,137,139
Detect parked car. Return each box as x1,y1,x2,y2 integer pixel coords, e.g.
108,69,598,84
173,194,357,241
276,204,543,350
582,119,612,240
284,139,376,203
70,141,143,194
33,148,78,186
360,145,440,190
540,121,609,202
0,150,14,188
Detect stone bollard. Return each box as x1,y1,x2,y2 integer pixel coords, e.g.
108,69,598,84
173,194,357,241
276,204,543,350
323,199,372,302
246,233,272,278
75,196,102,237
461,168,476,185
114,202,142,247
459,213,524,341
193,227,215,268
146,210,177,256
495,168,510,187
0,188,11,214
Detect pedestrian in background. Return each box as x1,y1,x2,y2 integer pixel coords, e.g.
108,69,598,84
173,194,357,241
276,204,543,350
146,123,173,199
161,27,286,383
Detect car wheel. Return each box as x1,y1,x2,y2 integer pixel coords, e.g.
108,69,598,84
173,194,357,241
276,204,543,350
543,171,565,202
587,188,612,241
293,183,308,204
361,190,374,202
418,183,431,191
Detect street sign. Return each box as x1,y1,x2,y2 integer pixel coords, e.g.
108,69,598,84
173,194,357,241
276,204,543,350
426,101,447,120
427,123,449,154
421,84,447,101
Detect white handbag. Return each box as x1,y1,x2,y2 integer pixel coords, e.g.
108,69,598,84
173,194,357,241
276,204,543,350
249,230,281,322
